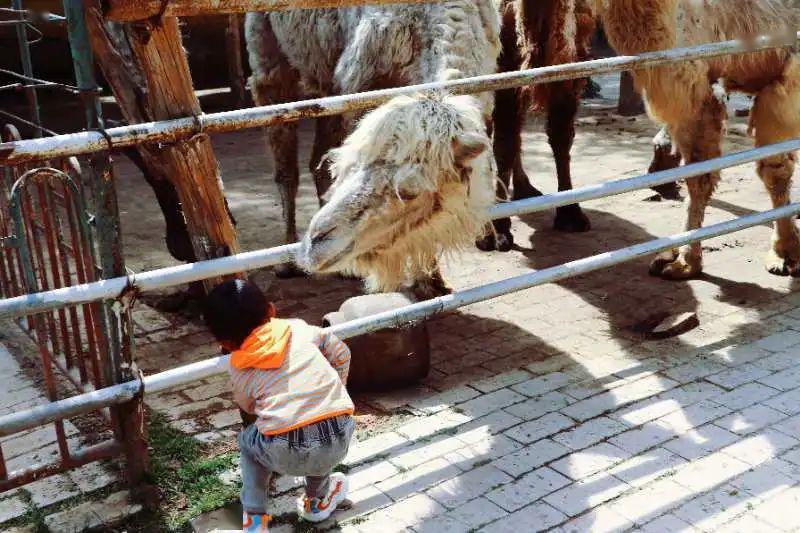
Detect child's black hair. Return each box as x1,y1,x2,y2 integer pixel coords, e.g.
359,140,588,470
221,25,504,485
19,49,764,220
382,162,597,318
203,279,270,348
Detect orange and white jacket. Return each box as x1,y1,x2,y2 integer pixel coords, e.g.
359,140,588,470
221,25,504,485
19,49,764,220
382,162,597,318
229,318,353,436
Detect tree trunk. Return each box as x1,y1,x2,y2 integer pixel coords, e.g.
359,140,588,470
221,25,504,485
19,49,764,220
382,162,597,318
85,4,240,290
617,71,645,116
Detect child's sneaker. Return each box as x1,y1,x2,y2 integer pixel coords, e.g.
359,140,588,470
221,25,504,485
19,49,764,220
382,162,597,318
243,512,271,532
299,473,349,523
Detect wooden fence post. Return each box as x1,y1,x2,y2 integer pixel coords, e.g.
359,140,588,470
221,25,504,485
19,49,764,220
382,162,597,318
225,14,248,108
85,3,240,289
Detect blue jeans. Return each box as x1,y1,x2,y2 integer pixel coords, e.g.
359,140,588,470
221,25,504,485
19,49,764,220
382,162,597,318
238,415,355,514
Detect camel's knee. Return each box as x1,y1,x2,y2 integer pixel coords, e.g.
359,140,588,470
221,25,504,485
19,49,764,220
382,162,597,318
758,152,796,198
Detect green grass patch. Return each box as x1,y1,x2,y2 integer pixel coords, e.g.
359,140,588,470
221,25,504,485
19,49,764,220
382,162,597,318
138,411,241,530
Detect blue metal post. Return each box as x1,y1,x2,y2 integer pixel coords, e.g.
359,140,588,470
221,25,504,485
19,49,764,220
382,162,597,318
62,0,103,129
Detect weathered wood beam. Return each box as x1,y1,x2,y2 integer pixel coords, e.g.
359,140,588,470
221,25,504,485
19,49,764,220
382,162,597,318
102,0,439,21
85,2,240,289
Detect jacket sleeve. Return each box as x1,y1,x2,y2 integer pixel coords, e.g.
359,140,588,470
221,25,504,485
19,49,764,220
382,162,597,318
317,329,351,384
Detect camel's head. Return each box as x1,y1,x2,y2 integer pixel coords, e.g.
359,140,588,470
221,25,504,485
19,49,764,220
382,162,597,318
297,92,495,292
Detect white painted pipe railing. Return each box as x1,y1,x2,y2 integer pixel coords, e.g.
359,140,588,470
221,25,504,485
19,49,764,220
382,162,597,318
0,32,796,165
2,137,799,320
1,201,798,437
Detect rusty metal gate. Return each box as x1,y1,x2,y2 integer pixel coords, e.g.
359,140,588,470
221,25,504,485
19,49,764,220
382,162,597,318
0,123,145,492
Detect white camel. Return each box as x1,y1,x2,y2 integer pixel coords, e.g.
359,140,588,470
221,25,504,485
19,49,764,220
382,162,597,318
246,3,500,296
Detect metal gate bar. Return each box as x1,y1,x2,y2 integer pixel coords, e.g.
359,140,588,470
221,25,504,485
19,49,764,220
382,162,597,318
0,32,796,165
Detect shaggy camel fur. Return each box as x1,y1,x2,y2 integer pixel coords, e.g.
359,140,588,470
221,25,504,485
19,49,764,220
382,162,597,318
596,0,800,278
245,3,500,295
484,0,597,252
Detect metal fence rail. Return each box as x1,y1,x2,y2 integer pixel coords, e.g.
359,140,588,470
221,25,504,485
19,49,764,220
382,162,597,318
1,32,796,165
2,137,800,319
2,200,798,438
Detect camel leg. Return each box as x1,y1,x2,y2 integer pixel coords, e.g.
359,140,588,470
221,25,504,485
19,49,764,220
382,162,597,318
548,88,590,233
648,127,683,199
309,115,346,205
751,62,800,276
247,14,307,278
650,93,726,279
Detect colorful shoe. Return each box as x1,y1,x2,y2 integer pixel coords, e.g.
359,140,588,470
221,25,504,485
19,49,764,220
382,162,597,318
243,511,271,532
299,473,349,523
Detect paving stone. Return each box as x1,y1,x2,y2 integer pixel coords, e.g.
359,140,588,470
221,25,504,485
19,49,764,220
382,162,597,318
504,412,574,445
345,432,408,467
349,493,445,531
492,438,570,478
456,388,526,419
167,397,235,420
662,423,740,460
638,513,697,533
170,418,201,434
558,506,633,533
729,460,797,501
754,330,800,352
391,434,468,471
721,429,799,466
758,365,800,392
607,479,693,526
26,473,80,507
68,462,118,494
208,409,242,429
655,400,732,434
552,416,627,451
608,423,674,455
395,410,471,441
503,391,573,421
560,375,679,422
0,495,28,524
663,360,729,384
479,502,566,533
715,513,781,533
608,447,687,488
349,460,401,492
427,464,513,509
709,344,773,366
714,382,782,411
0,422,79,460
376,458,461,501
323,485,393,526
751,486,800,530
753,350,799,372
409,386,482,415
447,497,508,529
184,379,230,402
705,362,771,389
511,372,573,397
671,451,752,492
444,434,522,471
470,370,532,394
485,467,571,512
411,514,471,533
550,443,631,480
671,484,752,532
132,306,172,331
715,404,787,435
543,472,630,517
772,413,800,438
43,490,142,531
454,410,522,441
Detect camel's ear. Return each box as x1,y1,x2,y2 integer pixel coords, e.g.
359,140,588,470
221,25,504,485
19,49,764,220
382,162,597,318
452,133,487,165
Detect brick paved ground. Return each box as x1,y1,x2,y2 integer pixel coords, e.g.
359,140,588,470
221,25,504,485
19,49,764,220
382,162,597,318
5,81,800,531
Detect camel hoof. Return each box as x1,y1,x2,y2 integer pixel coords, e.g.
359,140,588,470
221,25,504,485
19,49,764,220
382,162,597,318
274,262,308,279
411,279,453,301
765,250,797,277
650,251,700,280
650,182,682,201
512,183,544,201
476,233,497,252
554,205,591,233
496,232,514,252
